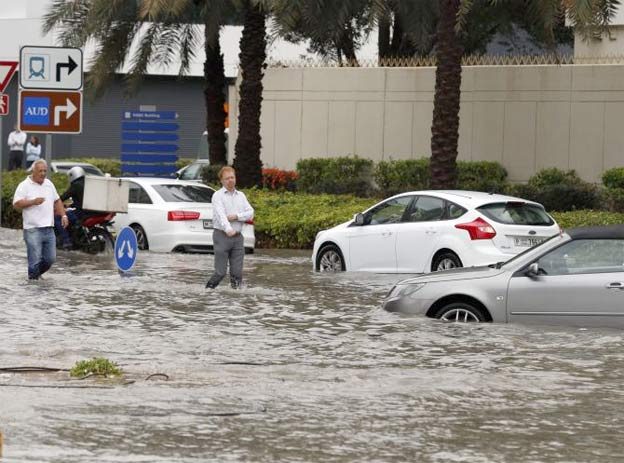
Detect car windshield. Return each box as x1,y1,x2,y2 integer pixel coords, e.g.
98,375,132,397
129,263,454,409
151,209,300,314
83,166,104,176
495,233,563,268
152,184,214,203
478,202,554,226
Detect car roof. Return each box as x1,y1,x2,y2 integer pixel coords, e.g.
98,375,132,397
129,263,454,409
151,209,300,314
394,190,543,208
121,177,214,188
567,225,624,240
52,162,97,168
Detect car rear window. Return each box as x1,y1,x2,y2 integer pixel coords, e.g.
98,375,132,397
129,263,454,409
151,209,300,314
477,202,554,226
152,185,214,203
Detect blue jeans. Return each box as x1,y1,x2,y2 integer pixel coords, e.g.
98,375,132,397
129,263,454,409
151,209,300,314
23,227,56,280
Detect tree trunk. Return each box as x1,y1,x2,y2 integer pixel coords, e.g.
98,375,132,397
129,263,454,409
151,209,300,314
378,12,391,62
204,27,228,165
233,1,266,187
429,0,463,189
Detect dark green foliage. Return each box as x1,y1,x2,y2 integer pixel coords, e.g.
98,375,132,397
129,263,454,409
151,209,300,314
602,167,624,189
601,188,624,213
508,168,600,211
70,357,122,377
200,164,224,188
296,156,376,197
374,159,430,196
457,160,508,193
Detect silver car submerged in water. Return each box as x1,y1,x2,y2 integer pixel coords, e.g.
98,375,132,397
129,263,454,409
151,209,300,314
383,225,624,328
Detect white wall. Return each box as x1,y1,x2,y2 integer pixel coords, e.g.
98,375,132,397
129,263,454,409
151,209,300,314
229,64,624,182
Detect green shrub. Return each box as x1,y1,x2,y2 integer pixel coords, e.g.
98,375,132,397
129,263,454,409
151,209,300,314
245,189,375,248
1,170,68,229
511,168,600,211
551,210,624,229
601,187,624,213
602,167,624,189
70,357,122,378
201,164,224,187
374,159,429,196
296,156,376,197
457,161,508,193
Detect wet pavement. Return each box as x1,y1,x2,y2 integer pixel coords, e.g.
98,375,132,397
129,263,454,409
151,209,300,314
1,227,624,462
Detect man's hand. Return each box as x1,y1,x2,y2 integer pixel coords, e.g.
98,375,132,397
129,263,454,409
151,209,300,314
31,197,45,206
226,229,237,237
227,214,238,222
61,215,69,228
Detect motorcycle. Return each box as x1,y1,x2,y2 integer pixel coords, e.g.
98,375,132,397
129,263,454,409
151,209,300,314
55,210,117,254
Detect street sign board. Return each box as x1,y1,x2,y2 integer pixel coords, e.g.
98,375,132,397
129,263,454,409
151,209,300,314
19,46,83,90
0,61,18,93
0,94,8,116
115,226,138,273
19,90,82,134
123,110,178,120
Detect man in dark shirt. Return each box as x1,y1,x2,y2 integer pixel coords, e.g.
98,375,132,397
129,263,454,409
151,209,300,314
55,167,88,249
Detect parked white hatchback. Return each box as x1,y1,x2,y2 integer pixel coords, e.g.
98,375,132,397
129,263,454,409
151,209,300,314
312,190,559,273
112,178,255,253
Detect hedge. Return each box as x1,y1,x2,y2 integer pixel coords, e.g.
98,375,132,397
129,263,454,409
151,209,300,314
296,156,376,197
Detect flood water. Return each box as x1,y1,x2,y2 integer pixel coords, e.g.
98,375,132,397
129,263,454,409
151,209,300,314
1,227,624,462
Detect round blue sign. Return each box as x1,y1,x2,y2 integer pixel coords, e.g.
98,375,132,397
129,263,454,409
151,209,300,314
115,226,138,272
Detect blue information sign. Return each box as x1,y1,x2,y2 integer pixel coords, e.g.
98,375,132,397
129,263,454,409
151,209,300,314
115,226,138,272
121,109,180,177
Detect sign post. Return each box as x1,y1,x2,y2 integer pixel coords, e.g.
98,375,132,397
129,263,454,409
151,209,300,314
18,46,83,135
115,226,138,273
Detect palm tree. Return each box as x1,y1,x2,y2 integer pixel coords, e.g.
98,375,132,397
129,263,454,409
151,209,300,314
232,0,267,187
429,0,620,188
43,0,230,165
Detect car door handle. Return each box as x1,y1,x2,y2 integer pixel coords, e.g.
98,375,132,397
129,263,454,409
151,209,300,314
606,282,624,290
382,231,393,237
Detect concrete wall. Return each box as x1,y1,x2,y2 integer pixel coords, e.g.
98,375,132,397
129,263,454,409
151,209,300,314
229,64,624,182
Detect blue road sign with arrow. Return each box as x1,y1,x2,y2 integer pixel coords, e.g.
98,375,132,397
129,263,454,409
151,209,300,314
115,226,138,272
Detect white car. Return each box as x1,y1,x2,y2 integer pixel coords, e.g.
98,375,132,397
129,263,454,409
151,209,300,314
175,159,210,182
112,178,255,253
312,190,559,273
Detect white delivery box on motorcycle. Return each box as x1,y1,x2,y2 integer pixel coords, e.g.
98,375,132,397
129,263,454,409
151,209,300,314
83,176,130,213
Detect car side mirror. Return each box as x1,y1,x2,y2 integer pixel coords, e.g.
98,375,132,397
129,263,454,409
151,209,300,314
175,172,181,179
354,213,365,226
526,262,540,278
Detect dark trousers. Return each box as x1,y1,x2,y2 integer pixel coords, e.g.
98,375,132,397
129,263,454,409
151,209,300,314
8,150,23,171
206,229,245,288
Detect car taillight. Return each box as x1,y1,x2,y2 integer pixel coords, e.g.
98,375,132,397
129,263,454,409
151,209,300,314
245,219,254,225
455,217,497,240
168,210,201,221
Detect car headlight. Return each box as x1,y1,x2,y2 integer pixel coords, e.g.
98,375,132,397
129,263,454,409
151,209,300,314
387,282,426,299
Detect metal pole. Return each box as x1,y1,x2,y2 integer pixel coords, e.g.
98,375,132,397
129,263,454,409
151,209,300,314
45,133,52,178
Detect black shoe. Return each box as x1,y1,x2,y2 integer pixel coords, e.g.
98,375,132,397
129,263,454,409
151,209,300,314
205,281,216,289
230,278,242,289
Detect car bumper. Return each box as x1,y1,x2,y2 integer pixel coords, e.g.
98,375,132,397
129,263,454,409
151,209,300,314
150,228,256,253
382,295,433,315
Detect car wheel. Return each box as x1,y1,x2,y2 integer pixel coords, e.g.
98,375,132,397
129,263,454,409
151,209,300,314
131,224,149,250
431,251,462,272
434,302,487,323
317,244,345,272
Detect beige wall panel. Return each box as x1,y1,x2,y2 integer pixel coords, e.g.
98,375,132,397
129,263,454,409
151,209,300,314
355,102,384,160
604,102,624,170
412,102,434,158
472,102,504,163
473,66,510,92
263,68,303,92
503,102,537,182
301,101,329,157
263,91,304,101
328,102,357,155
535,102,571,171
302,91,385,102
303,67,385,92
570,102,605,182
539,66,572,91
383,102,414,159
385,67,435,92
572,65,624,91
457,103,474,161
274,101,302,170
259,100,276,166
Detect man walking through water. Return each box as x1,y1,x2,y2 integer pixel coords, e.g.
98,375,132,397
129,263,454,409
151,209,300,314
13,160,68,280
206,166,254,289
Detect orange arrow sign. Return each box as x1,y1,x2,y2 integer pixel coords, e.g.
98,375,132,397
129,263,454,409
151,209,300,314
0,61,18,93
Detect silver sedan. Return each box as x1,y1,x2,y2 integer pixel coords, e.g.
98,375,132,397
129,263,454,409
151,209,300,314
383,225,624,328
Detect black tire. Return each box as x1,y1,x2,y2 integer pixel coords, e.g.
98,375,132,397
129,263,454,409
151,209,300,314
316,244,345,272
431,251,462,272
434,301,487,323
131,224,149,251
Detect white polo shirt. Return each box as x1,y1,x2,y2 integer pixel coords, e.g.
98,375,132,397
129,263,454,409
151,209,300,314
13,176,60,229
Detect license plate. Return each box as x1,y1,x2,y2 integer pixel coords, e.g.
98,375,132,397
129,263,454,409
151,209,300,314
203,219,213,229
514,236,545,247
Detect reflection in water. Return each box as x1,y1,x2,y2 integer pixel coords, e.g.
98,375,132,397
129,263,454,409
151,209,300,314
1,228,624,462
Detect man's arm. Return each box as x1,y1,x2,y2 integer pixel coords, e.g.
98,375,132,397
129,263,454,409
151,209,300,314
235,194,254,222
54,199,69,228
13,197,44,212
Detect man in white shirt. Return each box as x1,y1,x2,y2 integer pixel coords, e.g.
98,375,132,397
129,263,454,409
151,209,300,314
13,160,69,280
205,166,254,289
7,124,27,171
